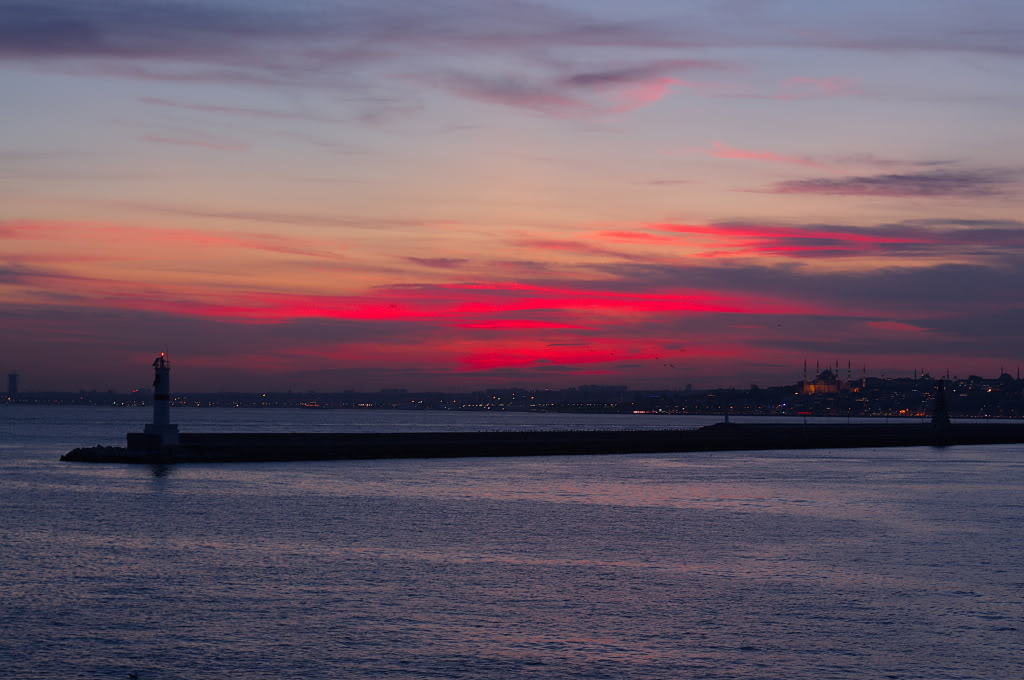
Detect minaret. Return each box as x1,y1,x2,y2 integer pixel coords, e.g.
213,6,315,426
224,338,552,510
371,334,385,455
931,379,951,433
143,353,179,446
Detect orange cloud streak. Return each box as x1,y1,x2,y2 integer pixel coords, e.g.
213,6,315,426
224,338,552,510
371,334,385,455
1,220,343,260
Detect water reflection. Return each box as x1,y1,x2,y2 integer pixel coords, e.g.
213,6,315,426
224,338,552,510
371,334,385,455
149,464,174,478
5,408,1022,680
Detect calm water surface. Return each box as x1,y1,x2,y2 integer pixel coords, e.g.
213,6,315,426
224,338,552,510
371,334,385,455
1,406,1021,679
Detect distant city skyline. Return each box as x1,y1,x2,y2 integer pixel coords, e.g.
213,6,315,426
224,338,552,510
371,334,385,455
4,363,1021,396
3,1,1023,392
8,369,1024,421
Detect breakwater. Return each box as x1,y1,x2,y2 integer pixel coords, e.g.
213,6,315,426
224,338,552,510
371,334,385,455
60,422,1024,463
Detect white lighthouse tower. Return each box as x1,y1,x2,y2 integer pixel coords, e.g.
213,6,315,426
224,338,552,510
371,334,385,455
143,353,179,446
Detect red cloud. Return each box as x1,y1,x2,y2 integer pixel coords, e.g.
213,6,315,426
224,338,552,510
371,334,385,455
459,337,663,372
867,321,928,333
93,280,810,329
462,346,620,371
454,320,587,330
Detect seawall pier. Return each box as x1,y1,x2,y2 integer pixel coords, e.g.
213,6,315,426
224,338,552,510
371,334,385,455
61,422,1024,464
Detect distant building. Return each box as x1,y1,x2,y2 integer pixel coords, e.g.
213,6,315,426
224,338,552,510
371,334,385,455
802,369,840,395
7,373,17,396
575,385,629,403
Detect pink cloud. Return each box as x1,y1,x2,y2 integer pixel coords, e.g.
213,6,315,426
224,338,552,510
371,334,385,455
592,231,678,244
776,76,861,100
144,134,248,151
611,77,682,112
707,141,828,169
432,59,724,117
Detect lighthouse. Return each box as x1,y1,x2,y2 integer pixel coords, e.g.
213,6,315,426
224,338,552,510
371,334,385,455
143,353,179,446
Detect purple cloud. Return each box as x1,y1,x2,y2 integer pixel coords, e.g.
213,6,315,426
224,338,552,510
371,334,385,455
405,257,469,269
0,3,670,64
429,57,726,116
767,170,1014,198
428,72,590,116
140,96,349,123
838,153,957,169
144,133,248,151
5,2,1024,78
0,2,312,59
560,59,727,88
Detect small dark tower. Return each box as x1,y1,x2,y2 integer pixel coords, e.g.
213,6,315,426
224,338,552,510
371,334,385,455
7,373,17,396
931,379,951,434
143,353,178,447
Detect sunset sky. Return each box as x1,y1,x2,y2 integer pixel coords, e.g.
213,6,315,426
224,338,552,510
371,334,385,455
3,0,1024,393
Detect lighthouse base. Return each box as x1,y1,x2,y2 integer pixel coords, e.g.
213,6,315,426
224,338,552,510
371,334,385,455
139,424,180,448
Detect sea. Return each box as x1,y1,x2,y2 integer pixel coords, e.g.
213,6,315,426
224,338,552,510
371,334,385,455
1,406,1021,680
